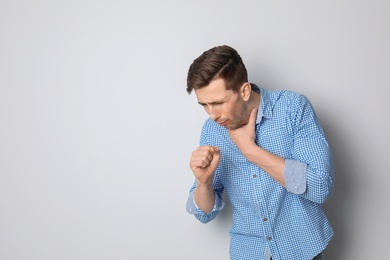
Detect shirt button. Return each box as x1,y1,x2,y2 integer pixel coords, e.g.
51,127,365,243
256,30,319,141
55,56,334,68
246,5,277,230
253,174,257,178
263,218,267,221
268,237,272,241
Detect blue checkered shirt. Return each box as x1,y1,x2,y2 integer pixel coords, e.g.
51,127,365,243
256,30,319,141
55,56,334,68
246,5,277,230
186,85,334,260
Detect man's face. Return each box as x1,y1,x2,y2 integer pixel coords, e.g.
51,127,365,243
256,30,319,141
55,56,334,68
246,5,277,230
195,78,249,130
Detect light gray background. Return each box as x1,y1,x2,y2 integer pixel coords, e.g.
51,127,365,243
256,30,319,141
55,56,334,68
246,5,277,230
1,1,389,259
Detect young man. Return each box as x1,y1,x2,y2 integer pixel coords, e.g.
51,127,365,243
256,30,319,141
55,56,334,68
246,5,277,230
185,45,334,260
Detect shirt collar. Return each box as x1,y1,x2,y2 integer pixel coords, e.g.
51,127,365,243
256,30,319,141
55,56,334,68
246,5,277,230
250,83,273,124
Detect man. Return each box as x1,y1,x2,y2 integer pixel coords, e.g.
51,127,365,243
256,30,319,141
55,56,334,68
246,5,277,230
185,45,334,260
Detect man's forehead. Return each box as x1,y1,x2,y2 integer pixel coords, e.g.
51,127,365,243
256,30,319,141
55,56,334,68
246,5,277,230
194,78,234,104
195,87,233,105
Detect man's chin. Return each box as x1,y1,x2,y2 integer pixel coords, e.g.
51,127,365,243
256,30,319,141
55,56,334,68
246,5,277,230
215,120,240,130
224,124,239,130
225,122,247,130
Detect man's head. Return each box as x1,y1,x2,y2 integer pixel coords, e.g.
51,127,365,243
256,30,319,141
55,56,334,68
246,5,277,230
186,45,248,94
186,46,256,130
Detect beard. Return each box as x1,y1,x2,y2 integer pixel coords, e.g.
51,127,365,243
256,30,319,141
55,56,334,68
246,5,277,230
224,106,250,130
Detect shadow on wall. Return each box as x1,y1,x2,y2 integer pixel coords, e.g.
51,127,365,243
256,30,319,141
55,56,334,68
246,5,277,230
322,115,359,259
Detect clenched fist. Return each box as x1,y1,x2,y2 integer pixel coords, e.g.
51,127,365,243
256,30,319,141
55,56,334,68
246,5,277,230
189,146,221,185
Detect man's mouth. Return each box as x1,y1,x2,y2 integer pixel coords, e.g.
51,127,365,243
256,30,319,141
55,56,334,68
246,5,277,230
218,120,227,126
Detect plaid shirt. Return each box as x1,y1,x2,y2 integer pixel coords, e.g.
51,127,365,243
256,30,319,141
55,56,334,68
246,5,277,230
187,85,334,260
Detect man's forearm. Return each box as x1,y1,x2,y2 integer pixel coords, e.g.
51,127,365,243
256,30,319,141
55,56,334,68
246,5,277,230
194,182,215,214
243,144,286,187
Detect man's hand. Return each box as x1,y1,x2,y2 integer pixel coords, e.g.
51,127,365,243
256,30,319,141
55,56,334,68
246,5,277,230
229,107,286,186
189,146,221,185
228,108,258,155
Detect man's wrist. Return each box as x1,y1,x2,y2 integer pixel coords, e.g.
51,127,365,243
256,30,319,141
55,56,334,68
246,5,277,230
240,142,259,161
196,179,213,188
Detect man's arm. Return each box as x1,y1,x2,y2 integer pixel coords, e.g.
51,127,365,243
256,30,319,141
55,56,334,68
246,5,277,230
193,182,215,214
241,144,286,186
189,146,221,213
287,94,334,203
228,108,287,187
229,95,334,203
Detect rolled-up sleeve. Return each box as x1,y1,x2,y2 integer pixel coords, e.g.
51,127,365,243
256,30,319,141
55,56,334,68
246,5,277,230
284,159,307,194
186,185,225,223
289,94,335,204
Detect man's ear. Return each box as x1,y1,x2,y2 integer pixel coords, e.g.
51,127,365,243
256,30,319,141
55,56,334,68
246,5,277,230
240,83,251,101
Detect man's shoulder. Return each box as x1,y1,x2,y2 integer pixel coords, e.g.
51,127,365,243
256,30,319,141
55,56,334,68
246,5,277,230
200,118,229,137
201,118,222,131
266,89,309,106
267,88,302,99
199,118,229,146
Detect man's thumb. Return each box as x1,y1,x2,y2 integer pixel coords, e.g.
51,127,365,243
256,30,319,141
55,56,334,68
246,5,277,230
213,146,220,156
210,146,221,169
250,108,258,125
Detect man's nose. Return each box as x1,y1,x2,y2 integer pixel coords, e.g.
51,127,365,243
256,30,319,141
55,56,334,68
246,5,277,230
208,106,220,121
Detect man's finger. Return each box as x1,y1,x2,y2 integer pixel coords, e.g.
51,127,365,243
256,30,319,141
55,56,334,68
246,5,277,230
248,108,258,126
212,146,220,155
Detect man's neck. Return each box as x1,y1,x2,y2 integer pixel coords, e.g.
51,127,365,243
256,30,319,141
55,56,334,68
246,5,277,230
249,90,261,111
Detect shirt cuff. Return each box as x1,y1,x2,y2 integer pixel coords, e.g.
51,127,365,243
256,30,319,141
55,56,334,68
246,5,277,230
186,188,224,215
284,159,307,194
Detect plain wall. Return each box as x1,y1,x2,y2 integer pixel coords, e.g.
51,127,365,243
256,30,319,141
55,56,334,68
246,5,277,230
1,1,389,259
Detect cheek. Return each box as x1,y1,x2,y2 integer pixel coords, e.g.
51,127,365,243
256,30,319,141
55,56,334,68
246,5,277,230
232,104,247,121
220,105,233,118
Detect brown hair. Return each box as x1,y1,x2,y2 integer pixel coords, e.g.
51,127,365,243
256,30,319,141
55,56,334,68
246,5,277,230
186,45,248,94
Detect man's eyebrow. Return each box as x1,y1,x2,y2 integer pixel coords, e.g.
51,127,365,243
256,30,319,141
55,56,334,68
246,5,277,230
198,100,225,106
